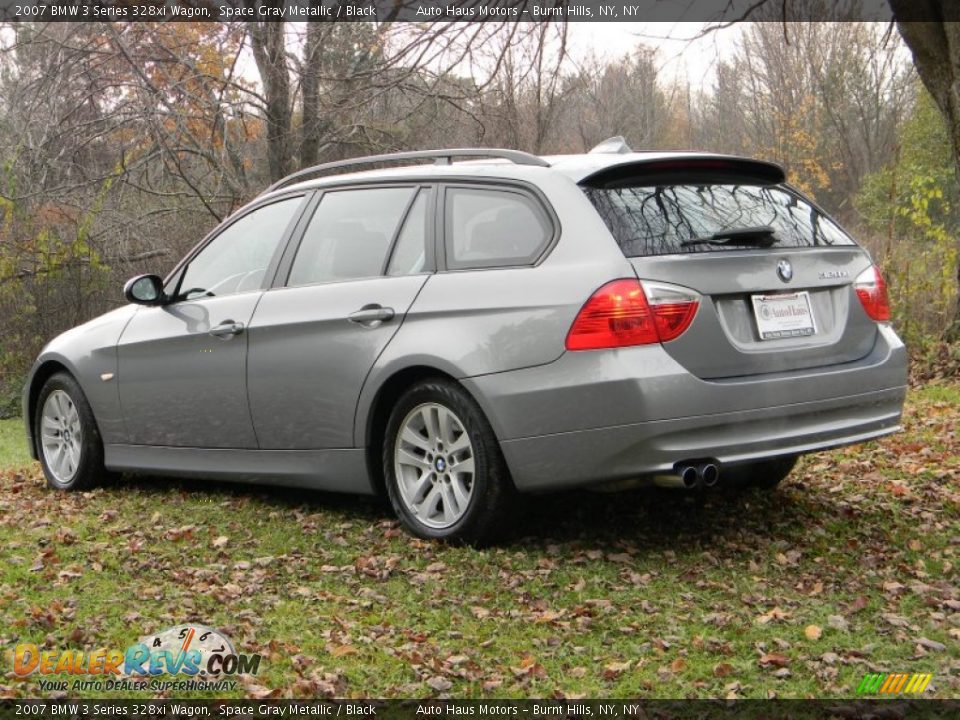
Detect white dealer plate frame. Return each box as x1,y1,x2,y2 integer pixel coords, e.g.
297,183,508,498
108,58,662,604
751,291,817,340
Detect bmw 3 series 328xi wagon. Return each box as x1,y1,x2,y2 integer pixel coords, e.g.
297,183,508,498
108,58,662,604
23,139,907,543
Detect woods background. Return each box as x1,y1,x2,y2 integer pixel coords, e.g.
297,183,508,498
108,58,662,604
0,14,958,417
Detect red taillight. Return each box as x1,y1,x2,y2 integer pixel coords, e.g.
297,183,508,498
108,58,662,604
854,266,891,322
565,279,699,351
643,282,701,341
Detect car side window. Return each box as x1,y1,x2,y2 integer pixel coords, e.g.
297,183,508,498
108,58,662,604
177,197,303,301
288,187,416,286
386,190,429,277
445,187,551,270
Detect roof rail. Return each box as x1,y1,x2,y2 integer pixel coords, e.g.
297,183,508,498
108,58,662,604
262,148,550,195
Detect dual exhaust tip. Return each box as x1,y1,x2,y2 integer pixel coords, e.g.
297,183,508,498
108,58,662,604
655,461,720,489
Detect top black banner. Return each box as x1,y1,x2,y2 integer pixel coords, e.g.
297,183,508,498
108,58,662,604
1,0,956,23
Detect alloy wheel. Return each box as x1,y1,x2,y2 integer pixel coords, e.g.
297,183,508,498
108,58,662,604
40,389,83,484
393,402,475,529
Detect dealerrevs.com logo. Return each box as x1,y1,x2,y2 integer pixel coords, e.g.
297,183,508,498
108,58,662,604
11,624,262,693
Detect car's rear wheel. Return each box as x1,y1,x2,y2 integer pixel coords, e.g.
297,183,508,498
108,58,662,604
725,455,798,490
383,378,517,544
35,372,107,491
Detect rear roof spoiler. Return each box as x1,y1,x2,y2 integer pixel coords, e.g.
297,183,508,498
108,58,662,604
580,156,786,188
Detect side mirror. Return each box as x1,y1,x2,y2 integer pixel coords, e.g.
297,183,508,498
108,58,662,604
123,274,166,306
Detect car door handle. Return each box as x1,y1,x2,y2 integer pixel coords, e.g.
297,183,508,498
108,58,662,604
209,320,244,338
349,304,395,328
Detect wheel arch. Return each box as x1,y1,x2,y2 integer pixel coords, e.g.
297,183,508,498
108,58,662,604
360,364,497,498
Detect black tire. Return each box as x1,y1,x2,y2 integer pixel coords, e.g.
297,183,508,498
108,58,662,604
725,455,798,490
382,378,519,545
34,372,108,491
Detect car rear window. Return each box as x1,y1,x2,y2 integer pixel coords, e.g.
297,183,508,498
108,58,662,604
582,183,856,257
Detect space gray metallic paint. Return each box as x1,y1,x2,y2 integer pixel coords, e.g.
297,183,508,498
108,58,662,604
105,444,372,493
629,248,879,378
248,275,429,449
116,293,262,448
499,386,905,491
24,150,908,499
22,305,138,458
462,324,906,442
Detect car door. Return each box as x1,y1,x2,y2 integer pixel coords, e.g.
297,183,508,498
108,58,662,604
116,195,308,448
248,185,434,449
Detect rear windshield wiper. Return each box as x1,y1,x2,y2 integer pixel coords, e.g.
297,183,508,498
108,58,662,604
680,225,777,248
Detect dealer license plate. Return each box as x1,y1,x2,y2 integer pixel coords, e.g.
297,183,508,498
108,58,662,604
751,292,817,340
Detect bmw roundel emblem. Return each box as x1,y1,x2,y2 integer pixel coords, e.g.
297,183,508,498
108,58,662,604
777,259,793,283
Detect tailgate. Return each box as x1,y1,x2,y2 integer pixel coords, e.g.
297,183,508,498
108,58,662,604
629,249,877,379
579,159,880,380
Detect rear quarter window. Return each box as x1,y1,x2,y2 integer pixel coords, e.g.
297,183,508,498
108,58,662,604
582,182,856,257
444,186,552,270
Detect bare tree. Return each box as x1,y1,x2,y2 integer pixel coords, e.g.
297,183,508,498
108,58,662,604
248,20,294,182
470,22,571,153
692,21,911,212
569,47,668,152
245,19,536,181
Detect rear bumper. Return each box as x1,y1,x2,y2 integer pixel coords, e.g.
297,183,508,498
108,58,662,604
464,325,907,491
499,386,903,490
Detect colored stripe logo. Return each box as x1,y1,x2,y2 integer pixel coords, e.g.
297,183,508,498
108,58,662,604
857,673,933,694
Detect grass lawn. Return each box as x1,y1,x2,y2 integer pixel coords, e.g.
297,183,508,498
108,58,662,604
0,416,31,472
0,384,957,699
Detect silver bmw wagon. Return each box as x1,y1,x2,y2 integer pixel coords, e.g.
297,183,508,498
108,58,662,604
23,140,907,543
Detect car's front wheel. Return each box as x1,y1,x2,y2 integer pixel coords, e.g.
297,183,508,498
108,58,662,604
383,378,517,544
35,372,108,491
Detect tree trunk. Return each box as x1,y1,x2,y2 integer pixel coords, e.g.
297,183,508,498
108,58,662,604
248,20,293,183
300,23,323,169
890,8,960,340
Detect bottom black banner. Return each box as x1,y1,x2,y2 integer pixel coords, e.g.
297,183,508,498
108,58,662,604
0,700,958,720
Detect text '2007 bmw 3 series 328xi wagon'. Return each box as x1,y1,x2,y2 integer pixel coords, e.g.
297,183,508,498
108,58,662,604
24,139,907,544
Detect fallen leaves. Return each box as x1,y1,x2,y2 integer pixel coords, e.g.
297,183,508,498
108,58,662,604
827,614,849,631
758,652,791,668
602,660,633,680
847,595,869,613
532,609,565,624
756,606,790,624
775,549,802,566
426,676,452,692
713,662,735,677
915,636,947,652
0,382,957,699
882,613,911,628
509,654,546,681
